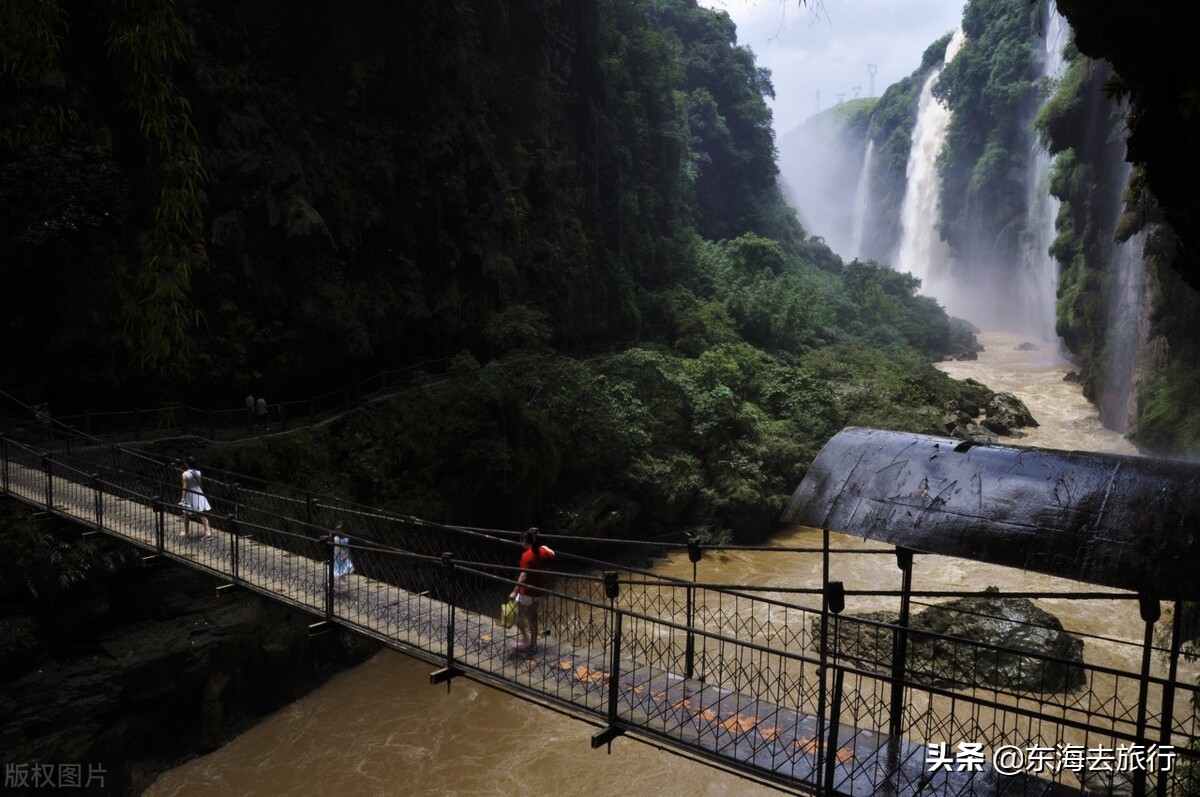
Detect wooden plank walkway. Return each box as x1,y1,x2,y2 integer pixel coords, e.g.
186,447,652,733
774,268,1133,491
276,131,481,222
1,457,1068,796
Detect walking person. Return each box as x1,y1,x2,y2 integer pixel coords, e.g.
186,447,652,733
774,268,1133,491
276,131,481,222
245,393,255,434
508,528,555,652
33,403,52,443
179,457,213,540
332,521,355,586
254,395,268,431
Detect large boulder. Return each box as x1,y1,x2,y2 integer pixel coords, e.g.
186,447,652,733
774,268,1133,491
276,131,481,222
982,392,1039,435
814,589,1085,694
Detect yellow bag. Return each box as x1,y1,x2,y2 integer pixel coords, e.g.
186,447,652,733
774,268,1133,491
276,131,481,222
500,600,517,629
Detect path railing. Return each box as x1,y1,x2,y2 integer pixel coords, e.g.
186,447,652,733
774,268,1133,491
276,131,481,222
22,339,641,444
31,360,452,443
1,427,1197,795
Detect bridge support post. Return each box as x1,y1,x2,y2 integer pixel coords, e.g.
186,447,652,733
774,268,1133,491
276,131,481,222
91,473,103,531
324,535,335,623
228,514,240,583
1,438,9,495
889,547,913,740
1160,600,1184,759
153,496,164,553
431,553,462,689
1134,592,1160,797
591,609,625,750
815,528,832,787
685,536,701,680
823,665,846,794
42,454,52,511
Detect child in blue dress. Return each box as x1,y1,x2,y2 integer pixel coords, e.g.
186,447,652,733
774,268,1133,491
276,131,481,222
333,521,355,580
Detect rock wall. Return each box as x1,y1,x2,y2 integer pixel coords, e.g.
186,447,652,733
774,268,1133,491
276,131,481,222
0,520,379,795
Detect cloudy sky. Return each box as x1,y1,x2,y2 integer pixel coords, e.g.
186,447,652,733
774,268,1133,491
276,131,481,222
700,0,966,137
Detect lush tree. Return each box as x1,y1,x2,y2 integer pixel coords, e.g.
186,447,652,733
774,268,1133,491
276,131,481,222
933,0,1038,267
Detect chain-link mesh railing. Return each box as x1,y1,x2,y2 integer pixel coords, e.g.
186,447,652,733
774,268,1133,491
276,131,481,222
2,417,1199,795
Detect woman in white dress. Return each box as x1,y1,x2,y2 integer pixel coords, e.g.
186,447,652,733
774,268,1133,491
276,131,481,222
180,457,213,539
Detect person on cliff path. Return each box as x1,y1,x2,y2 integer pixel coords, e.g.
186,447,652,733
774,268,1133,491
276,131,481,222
508,528,555,653
332,521,355,587
254,395,268,431
245,393,255,434
33,402,52,443
179,457,213,540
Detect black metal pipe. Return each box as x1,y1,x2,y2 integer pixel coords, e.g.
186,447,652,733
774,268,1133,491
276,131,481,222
823,665,845,795
229,515,240,583
889,547,913,739
443,552,456,672
42,454,52,510
91,473,102,530
685,582,695,680
608,610,623,727
815,526,830,793
1134,592,1161,797
153,496,164,553
325,536,336,622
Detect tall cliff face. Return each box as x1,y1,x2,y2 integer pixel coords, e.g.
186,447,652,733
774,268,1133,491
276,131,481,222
1,0,798,408
1034,10,1200,450
932,0,1040,275
1056,0,1200,292
1047,0,1200,450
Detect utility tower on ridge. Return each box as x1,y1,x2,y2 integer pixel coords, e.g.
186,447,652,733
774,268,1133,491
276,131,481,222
867,64,878,97
836,92,845,105
852,85,861,99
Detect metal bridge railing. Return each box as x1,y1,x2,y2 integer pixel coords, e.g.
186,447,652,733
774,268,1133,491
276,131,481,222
1,425,1199,794
12,361,453,444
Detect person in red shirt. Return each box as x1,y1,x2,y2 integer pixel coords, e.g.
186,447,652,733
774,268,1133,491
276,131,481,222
508,528,555,652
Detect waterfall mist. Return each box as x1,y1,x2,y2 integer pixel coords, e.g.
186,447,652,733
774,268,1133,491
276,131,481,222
1101,230,1149,432
777,106,875,260
893,28,964,312
1013,10,1070,345
848,139,875,260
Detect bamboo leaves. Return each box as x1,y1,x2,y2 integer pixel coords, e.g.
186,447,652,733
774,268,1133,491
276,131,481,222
107,0,206,377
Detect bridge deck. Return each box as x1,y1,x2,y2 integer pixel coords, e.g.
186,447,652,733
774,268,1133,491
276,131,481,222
1,457,1069,795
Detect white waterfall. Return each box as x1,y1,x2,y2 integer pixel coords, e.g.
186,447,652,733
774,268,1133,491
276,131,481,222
893,28,965,309
848,139,875,260
1014,9,1070,344
1101,229,1148,432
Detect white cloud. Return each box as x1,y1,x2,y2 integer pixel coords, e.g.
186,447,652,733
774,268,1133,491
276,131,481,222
701,0,965,136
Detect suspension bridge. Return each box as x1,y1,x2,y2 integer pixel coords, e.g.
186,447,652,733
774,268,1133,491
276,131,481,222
1,416,1197,795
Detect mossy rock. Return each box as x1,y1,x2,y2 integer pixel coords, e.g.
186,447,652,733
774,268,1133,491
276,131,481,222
813,591,1086,694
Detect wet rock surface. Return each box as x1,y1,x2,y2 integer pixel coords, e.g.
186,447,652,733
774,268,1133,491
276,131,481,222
814,590,1086,694
982,391,1039,435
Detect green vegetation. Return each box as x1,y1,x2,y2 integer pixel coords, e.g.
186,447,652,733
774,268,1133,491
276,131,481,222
108,0,207,378
933,0,1038,264
3,0,991,540
1033,37,1200,456
206,239,985,541
0,0,205,380
1129,235,1200,454
0,504,136,599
